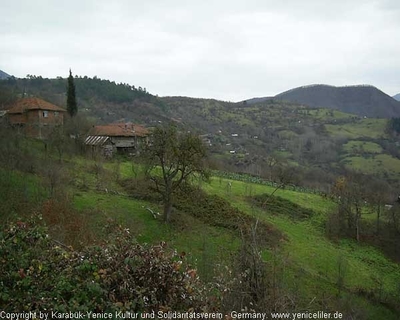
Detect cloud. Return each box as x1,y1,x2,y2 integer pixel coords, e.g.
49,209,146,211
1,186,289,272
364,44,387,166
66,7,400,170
1,0,399,101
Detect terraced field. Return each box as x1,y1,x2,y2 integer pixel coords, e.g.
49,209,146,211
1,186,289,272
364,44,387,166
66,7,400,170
325,119,387,139
67,160,400,319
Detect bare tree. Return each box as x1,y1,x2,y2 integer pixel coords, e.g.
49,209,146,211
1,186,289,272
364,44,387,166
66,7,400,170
331,174,367,242
365,179,392,235
142,125,209,223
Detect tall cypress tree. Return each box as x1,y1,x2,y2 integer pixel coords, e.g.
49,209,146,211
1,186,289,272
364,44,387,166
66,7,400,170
67,69,77,117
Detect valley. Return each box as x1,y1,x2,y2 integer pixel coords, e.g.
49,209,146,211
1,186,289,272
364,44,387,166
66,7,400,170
0,74,400,318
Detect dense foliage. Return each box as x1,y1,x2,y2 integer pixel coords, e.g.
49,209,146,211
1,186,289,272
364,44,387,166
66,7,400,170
0,75,153,104
0,216,210,312
386,117,400,135
250,193,315,220
74,76,152,103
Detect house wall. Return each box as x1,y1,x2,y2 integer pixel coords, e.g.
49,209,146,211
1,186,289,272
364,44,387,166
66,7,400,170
28,110,64,126
8,113,27,125
8,110,65,138
87,142,115,159
111,136,137,148
109,136,148,154
27,110,40,123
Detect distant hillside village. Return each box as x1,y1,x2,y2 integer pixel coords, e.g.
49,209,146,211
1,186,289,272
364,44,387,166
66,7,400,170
1,96,150,157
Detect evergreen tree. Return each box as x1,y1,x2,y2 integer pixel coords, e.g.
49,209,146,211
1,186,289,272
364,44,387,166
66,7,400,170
67,69,77,117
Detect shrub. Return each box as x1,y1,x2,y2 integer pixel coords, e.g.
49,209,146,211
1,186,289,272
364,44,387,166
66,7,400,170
120,179,283,248
0,216,212,312
250,193,315,220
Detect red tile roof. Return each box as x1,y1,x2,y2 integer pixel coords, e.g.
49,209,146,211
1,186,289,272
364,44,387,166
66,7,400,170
90,123,149,137
7,97,66,114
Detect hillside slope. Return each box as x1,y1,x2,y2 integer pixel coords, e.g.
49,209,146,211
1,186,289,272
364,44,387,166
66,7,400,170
0,69,10,79
1,138,399,318
0,75,169,123
254,84,400,118
2,76,400,189
393,93,400,101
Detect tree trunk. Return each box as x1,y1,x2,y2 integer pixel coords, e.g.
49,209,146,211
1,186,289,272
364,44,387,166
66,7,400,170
163,201,173,223
44,141,48,158
163,180,173,223
356,216,360,242
355,204,361,242
376,204,381,235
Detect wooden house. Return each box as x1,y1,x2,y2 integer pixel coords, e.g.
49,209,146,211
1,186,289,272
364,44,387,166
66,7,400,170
85,122,150,157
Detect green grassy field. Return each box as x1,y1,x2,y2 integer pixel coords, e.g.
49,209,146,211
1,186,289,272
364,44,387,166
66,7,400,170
67,160,400,318
6,152,397,318
342,154,400,178
72,188,240,281
342,140,383,155
308,108,355,120
203,177,399,318
325,119,387,139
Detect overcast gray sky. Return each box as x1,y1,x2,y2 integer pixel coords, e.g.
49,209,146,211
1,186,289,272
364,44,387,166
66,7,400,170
1,0,399,101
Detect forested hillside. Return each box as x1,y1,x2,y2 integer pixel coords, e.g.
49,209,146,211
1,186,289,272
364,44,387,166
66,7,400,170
2,76,400,193
0,75,167,124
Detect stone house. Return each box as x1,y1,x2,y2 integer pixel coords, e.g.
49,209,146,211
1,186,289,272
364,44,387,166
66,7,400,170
6,97,66,138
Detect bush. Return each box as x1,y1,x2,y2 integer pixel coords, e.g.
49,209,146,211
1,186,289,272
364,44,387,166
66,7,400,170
119,177,161,202
0,216,212,312
250,193,315,220
120,179,283,248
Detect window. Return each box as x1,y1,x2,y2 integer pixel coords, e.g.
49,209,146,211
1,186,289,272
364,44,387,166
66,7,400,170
43,111,48,118
54,111,59,117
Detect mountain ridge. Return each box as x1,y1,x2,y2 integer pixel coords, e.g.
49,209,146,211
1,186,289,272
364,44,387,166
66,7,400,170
246,84,400,118
0,70,11,79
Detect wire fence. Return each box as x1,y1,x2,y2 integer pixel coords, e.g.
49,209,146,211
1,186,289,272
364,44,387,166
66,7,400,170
211,170,326,196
